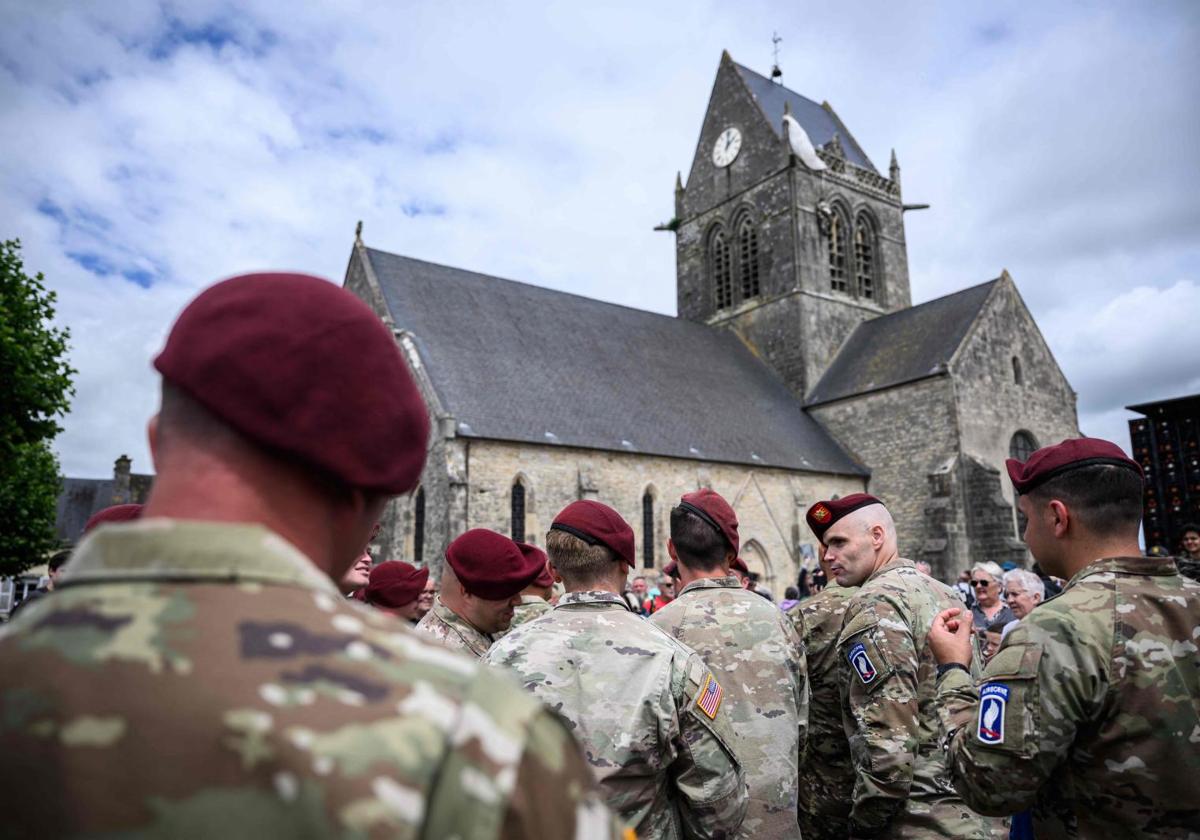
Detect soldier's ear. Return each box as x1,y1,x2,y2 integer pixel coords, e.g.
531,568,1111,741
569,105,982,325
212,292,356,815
666,540,679,562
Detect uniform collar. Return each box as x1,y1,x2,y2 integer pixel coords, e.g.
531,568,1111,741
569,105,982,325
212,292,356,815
677,575,743,597
1068,555,1180,587
518,594,549,606
556,590,632,611
59,519,340,594
430,597,494,649
866,556,915,584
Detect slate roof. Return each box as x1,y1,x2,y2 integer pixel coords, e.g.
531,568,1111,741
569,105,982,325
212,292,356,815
365,248,865,476
806,280,999,406
734,63,877,173
55,474,153,545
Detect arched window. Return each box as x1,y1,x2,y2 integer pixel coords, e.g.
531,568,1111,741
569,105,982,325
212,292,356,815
709,228,734,310
642,490,655,568
1010,430,1038,463
853,213,876,300
413,487,425,564
828,208,848,292
737,216,760,300
1012,356,1023,386
511,480,526,542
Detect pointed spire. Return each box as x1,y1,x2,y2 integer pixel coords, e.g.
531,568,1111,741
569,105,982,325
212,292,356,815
889,149,901,190
355,220,363,244
675,171,684,192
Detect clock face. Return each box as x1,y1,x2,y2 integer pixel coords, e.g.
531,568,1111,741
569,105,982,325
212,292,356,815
712,127,742,167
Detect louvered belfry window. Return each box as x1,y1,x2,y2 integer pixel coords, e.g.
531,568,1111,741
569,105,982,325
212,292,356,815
738,218,760,300
829,210,848,292
711,229,734,309
854,214,875,299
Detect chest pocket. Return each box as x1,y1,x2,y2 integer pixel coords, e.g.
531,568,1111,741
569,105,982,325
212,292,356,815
975,642,1041,757
840,618,894,696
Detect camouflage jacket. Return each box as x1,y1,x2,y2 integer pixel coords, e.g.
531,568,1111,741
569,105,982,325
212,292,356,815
838,557,998,839
485,590,749,840
937,555,1200,838
650,576,807,839
509,595,553,630
0,521,622,840
1176,554,1200,583
787,583,857,838
414,596,494,658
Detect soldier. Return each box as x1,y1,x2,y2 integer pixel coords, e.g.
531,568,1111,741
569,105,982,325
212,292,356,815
486,499,749,839
507,544,554,630
361,560,428,623
811,493,998,838
0,272,619,838
787,547,858,839
650,489,807,839
414,528,546,657
929,437,1200,836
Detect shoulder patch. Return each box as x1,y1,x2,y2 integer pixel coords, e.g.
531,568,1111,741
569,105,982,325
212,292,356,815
977,683,1009,744
695,673,723,719
847,642,878,684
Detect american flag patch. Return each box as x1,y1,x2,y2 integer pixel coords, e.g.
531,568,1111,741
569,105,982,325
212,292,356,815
695,673,723,719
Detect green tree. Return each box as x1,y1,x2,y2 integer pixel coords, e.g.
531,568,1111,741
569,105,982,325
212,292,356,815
1,239,76,576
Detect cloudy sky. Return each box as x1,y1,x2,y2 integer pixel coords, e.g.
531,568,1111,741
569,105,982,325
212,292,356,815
2,1,1197,478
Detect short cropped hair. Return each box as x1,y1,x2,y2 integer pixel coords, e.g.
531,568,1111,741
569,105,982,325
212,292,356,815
669,505,728,571
1181,523,1200,537
546,528,614,588
1025,464,1143,538
986,619,1009,634
1002,568,1045,600
48,549,71,573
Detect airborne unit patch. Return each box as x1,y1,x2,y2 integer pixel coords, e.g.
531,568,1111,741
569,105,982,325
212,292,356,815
978,683,1009,744
695,673,724,719
811,503,831,523
848,642,878,685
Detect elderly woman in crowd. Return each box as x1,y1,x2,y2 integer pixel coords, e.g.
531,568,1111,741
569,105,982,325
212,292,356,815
1000,567,1046,639
969,561,1016,632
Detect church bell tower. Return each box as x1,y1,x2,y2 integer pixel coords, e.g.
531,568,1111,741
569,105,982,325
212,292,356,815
673,52,912,398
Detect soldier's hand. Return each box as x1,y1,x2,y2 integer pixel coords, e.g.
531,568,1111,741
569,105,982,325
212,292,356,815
928,607,973,667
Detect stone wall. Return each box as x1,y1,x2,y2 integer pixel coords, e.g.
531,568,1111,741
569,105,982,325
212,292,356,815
388,437,865,597
809,376,961,561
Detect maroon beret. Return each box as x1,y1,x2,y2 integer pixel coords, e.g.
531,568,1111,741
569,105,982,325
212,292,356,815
154,273,429,494
678,488,739,554
806,493,885,541
730,556,750,577
518,542,554,589
663,560,680,579
1006,437,1142,494
365,561,429,608
83,504,143,534
550,500,635,566
445,529,545,600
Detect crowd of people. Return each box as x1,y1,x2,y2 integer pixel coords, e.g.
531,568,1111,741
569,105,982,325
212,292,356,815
1,271,1198,839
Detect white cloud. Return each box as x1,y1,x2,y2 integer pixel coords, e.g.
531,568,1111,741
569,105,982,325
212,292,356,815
0,1,1196,477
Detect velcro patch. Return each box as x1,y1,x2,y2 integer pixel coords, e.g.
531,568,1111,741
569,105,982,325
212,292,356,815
848,642,878,685
978,683,1009,745
695,673,723,719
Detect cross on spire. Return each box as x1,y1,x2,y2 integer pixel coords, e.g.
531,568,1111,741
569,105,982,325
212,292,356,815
771,32,783,82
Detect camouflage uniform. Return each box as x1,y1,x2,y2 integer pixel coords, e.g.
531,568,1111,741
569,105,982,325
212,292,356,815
787,583,858,840
485,590,748,840
414,595,494,658
0,522,622,839
837,558,999,838
650,576,806,839
937,555,1200,838
1176,554,1200,583
509,595,553,630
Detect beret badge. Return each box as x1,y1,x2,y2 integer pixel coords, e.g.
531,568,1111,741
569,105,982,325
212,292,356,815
812,504,831,523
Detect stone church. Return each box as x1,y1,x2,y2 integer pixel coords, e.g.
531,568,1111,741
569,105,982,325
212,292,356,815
345,52,1079,590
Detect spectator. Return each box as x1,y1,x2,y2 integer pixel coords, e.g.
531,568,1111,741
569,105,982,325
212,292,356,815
811,567,827,592
1032,561,1062,598
915,561,933,576
982,619,1007,662
1179,523,1200,582
10,549,71,617
623,574,650,615
797,568,812,599
415,576,438,620
969,562,1015,632
647,575,675,613
339,551,372,597
780,585,801,611
954,570,975,608
1001,568,1046,639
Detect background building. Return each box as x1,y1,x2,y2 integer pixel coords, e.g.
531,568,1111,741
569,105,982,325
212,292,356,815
348,52,1080,589
1128,393,1200,553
